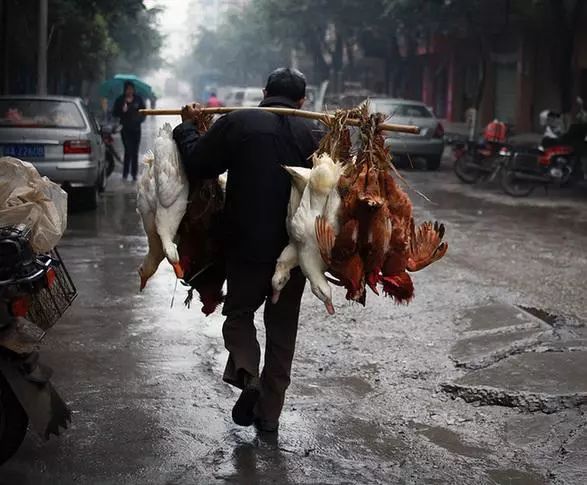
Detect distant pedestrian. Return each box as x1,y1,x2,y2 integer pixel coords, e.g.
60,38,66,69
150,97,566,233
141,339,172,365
206,91,223,108
113,81,146,182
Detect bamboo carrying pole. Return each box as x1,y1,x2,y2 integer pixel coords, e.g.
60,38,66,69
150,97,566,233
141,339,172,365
139,106,421,135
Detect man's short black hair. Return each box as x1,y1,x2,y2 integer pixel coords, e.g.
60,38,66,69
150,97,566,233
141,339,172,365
124,80,135,92
265,68,306,101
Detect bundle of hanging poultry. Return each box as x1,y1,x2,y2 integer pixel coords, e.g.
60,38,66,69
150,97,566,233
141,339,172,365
137,113,226,316
271,105,448,314
137,105,447,316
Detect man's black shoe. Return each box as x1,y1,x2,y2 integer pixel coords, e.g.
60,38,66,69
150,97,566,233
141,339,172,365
231,377,260,426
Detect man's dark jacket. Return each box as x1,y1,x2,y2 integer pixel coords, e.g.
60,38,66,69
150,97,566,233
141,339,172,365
173,96,318,263
112,94,146,131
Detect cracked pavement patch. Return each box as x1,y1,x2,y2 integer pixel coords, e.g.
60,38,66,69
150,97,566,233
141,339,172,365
456,303,547,334
443,351,587,412
444,304,587,414
450,328,550,370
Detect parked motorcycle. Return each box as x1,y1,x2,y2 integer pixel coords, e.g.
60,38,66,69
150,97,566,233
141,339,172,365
0,225,75,464
499,120,587,197
453,120,511,184
453,140,511,184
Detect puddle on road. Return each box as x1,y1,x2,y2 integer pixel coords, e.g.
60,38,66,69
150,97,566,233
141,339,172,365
413,424,490,458
487,468,547,485
294,375,374,399
209,416,407,484
279,412,407,465
330,416,406,461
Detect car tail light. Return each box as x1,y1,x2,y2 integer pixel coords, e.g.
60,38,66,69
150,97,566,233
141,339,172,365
64,140,91,154
11,296,29,317
433,122,444,138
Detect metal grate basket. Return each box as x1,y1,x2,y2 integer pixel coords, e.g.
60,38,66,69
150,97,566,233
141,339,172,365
26,248,77,331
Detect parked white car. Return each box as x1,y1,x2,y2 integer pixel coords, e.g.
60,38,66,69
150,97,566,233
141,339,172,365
223,87,264,107
366,97,445,170
0,95,108,209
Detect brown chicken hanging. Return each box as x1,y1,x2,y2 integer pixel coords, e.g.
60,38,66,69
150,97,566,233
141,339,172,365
176,112,227,316
315,105,448,306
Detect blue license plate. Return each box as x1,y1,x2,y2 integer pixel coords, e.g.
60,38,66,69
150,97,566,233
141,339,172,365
2,144,45,158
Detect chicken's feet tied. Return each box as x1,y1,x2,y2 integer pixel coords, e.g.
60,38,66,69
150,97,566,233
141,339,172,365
358,166,385,209
406,220,448,272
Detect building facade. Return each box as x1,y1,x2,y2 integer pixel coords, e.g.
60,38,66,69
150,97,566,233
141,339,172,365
397,25,587,132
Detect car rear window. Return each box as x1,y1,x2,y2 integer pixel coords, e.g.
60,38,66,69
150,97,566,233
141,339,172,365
0,99,86,129
376,102,433,118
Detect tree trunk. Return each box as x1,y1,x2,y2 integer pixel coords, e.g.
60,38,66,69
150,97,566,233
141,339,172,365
559,34,575,115
304,28,330,83
465,8,490,138
345,39,354,71
37,0,48,94
475,54,487,113
386,34,400,96
332,30,344,73
0,0,8,94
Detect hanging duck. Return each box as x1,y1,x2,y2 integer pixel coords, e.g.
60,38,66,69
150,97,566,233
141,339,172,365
136,121,190,290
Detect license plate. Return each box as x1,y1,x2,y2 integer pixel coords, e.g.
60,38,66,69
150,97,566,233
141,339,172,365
2,144,45,158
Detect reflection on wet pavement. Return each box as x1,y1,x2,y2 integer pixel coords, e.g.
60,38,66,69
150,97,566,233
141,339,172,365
414,423,490,458
1,123,586,484
487,468,547,485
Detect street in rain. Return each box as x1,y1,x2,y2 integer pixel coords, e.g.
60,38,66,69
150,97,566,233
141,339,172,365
0,1,586,484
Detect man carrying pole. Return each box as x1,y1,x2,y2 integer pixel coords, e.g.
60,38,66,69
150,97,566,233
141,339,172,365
173,68,318,433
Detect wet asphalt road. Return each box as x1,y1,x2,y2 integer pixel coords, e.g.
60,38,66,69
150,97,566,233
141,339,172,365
1,113,586,484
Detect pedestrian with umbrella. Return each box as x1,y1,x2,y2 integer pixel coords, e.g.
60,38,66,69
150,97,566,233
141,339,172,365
113,80,146,182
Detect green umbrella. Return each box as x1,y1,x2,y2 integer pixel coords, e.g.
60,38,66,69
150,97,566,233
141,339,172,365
99,74,155,101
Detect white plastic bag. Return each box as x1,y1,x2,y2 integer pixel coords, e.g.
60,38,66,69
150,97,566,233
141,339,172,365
0,156,68,252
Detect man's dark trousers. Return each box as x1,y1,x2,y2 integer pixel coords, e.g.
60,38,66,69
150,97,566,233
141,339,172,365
222,260,306,423
121,128,141,179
